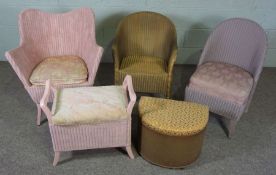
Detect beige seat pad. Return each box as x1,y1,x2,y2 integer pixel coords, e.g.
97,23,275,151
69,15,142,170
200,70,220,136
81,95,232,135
52,86,128,125
30,55,88,85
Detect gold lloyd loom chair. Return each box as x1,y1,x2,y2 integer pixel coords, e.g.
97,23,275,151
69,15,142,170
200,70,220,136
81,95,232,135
112,11,177,98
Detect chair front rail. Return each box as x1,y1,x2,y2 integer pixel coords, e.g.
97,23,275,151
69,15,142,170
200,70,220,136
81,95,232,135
123,75,137,115
40,80,53,123
167,46,177,74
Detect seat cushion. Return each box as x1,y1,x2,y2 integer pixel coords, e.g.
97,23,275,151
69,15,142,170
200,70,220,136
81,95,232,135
139,96,209,136
120,56,167,74
30,55,88,85
189,62,253,105
52,86,128,125
118,56,168,94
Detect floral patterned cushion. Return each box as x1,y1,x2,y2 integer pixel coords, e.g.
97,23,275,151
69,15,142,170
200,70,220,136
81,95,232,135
189,62,253,105
30,55,88,85
52,86,128,125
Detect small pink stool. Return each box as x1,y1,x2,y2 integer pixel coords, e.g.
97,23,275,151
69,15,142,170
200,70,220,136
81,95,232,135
40,75,136,166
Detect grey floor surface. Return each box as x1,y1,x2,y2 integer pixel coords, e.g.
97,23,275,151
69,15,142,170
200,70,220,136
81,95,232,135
0,62,275,175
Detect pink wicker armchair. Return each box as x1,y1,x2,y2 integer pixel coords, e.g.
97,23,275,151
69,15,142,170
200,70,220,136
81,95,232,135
5,8,103,125
185,18,267,137
40,75,136,166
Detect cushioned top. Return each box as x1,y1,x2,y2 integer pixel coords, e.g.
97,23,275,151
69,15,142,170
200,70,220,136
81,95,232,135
30,55,88,85
139,96,209,136
120,56,166,74
52,86,128,125
189,62,253,105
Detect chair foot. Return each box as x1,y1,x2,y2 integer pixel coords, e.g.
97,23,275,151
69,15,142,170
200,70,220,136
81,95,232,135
221,118,237,138
244,104,250,113
36,104,41,126
126,146,135,159
227,120,237,138
166,85,172,99
53,151,61,166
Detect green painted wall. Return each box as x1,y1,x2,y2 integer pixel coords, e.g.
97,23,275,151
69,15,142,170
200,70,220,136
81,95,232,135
0,0,275,66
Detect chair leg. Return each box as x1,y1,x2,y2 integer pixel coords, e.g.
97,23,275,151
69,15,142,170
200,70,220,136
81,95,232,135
126,145,135,159
221,118,237,138
53,151,61,166
244,101,251,113
166,87,171,99
166,77,173,99
227,120,237,138
36,103,41,126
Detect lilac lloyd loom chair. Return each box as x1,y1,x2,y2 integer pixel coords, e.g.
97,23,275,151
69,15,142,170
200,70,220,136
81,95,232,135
5,8,103,125
40,75,136,166
185,18,267,137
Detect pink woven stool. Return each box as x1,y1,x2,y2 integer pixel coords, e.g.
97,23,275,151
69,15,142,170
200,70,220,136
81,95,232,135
40,75,136,166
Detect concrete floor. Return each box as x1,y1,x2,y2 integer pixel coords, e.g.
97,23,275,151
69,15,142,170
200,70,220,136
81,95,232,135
0,62,275,175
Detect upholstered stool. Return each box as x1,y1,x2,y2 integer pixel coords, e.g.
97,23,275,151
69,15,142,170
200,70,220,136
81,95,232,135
40,76,136,166
138,97,209,168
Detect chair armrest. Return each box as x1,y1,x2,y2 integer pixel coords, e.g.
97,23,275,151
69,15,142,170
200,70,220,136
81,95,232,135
251,46,267,82
40,80,54,123
81,44,104,85
112,39,122,71
167,43,178,74
122,75,137,115
51,87,58,115
5,47,38,87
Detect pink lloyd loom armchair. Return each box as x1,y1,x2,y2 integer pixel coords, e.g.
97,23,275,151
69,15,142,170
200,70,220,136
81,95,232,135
5,8,103,125
185,18,267,137
40,75,136,166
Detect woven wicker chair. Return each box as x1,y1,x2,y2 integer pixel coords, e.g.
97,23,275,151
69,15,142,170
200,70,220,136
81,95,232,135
5,8,103,125
112,11,177,98
40,75,136,166
185,18,267,137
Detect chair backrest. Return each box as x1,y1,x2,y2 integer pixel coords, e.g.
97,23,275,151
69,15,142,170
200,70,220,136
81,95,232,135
115,11,176,59
199,18,267,77
19,8,96,59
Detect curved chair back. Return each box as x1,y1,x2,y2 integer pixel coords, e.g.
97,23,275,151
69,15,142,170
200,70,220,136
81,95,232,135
19,8,96,61
199,18,267,79
115,11,176,59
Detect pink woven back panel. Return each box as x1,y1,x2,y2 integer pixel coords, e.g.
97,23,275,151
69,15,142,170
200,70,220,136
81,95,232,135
19,8,96,61
199,18,267,78
116,12,176,59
